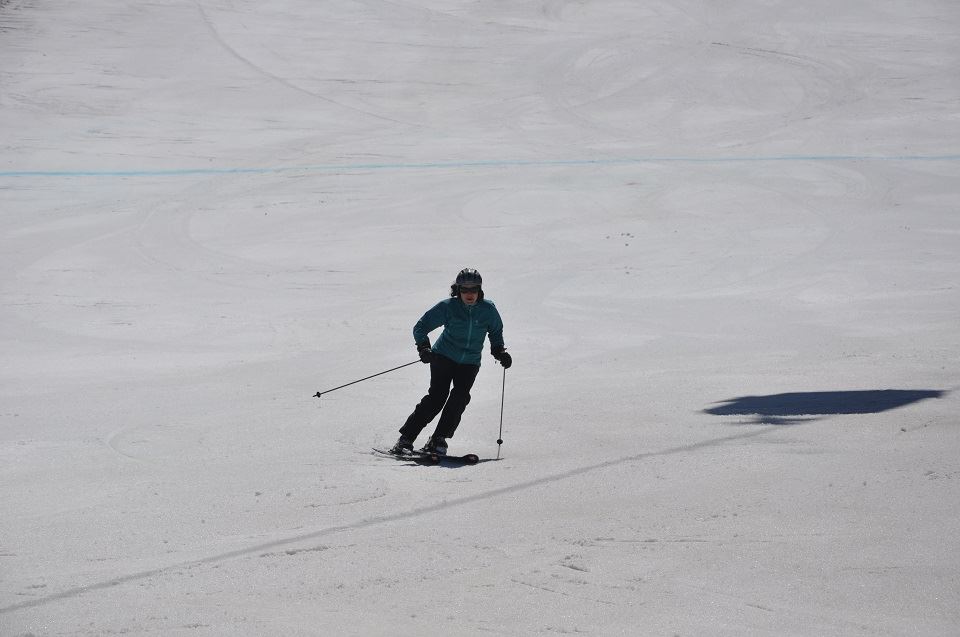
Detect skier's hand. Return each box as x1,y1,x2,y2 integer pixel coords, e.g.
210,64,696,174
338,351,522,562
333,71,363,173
492,348,512,369
417,342,433,364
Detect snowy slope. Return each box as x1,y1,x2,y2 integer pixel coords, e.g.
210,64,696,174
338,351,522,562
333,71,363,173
1,0,959,635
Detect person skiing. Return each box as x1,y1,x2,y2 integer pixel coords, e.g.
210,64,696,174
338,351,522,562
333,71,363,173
390,268,512,456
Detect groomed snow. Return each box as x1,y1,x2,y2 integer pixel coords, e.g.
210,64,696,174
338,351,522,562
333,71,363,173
1,0,958,634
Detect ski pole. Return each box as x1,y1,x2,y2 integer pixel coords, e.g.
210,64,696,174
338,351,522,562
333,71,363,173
496,367,506,459
313,360,420,399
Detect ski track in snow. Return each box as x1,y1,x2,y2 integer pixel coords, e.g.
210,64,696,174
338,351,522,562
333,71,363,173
0,427,774,614
2,153,959,178
192,0,414,126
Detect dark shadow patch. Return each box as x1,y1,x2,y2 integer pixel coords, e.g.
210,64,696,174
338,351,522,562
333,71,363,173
705,389,945,425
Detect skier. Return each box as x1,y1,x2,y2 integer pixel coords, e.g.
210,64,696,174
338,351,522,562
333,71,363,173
390,268,512,456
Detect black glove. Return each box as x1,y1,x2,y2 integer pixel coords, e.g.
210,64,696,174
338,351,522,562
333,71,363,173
492,348,512,369
417,341,433,364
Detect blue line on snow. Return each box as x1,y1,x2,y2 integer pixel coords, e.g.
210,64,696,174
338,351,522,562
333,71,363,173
1,154,958,178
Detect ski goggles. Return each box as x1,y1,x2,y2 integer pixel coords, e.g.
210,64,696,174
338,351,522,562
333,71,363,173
459,286,481,294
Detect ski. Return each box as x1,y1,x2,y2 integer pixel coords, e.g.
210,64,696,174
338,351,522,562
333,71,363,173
371,447,480,465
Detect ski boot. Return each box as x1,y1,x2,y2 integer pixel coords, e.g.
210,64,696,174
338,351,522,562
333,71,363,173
389,435,415,455
420,435,448,456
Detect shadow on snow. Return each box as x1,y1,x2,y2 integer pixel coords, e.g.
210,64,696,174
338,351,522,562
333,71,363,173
704,389,946,425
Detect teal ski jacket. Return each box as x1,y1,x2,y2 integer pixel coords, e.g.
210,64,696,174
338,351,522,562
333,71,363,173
413,297,505,366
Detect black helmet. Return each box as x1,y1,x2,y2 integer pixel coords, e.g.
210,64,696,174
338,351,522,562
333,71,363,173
450,268,484,299
455,268,482,288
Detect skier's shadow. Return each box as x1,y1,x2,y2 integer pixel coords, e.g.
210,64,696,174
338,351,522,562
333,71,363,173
404,457,502,468
704,389,946,425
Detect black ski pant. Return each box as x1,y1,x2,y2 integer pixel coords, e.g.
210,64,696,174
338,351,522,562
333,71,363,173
400,354,480,441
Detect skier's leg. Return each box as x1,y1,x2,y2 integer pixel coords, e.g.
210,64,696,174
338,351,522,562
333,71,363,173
433,363,480,439
399,356,456,440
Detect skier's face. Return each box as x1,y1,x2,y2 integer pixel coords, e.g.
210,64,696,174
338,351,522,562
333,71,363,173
459,286,480,305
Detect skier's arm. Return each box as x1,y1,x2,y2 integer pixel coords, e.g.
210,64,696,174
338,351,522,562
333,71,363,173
487,307,505,352
486,305,511,367
413,302,448,346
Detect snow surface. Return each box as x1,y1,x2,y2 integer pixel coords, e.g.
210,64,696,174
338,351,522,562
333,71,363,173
2,0,959,635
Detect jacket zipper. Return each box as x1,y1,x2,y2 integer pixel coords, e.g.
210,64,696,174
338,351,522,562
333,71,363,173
462,304,474,363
